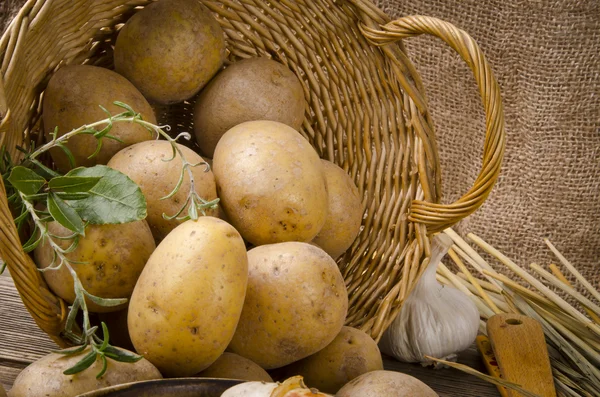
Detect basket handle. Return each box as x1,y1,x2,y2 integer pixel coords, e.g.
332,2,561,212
361,15,506,234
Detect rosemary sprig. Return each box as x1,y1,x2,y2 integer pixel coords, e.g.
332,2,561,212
2,101,218,377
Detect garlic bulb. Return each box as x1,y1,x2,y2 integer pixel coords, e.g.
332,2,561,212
379,234,479,365
222,376,333,397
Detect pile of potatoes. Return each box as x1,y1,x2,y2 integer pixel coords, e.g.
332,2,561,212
9,1,439,396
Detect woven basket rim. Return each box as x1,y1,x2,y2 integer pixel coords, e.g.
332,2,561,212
0,0,504,345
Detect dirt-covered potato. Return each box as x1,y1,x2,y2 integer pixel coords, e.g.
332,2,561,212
228,242,348,369
336,370,438,397
34,220,155,313
128,217,248,377
114,0,225,104
193,57,306,158
312,160,363,259
107,140,218,242
42,65,156,173
273,327,383,394
8,347,162,397
196,352,272,382
212,120,328,246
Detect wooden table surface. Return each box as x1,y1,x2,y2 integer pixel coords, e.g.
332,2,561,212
0,271,500,396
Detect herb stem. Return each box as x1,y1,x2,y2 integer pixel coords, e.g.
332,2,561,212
29,113,143,161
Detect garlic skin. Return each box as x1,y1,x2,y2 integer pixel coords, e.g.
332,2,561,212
379,234,480,365
221,376,333,397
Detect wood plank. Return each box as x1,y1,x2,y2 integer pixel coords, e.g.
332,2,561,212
384,350,500,397
0,271,499,395
0,271,58,390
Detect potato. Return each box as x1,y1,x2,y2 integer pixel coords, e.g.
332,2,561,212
312,160,363,259
128,217,248,377
107,140,218,242
228,242,348,369
213,121,328,246
42,65,156,173
193,57,305,158
336,370,438,397
114,0,225,104
273,327,383,394
8,347,162,397
34,220,155,313
196,352,272,382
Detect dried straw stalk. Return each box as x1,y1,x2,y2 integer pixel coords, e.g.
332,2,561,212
433,229,600,397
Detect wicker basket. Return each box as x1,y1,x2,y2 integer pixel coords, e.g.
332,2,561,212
0,0,504,347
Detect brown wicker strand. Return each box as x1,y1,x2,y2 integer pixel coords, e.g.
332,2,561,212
361,15,506,234
0,177,67,347
0,0,504,344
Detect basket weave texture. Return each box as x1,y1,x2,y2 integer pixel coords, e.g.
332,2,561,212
0,0,504,346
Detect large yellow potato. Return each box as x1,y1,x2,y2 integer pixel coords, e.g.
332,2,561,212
196,352,272,382
128,217,248,377
114,0,225,104
34,220,155,313
42,65,156,173
8,347,162,397
193,57,306,158
212,121,328,246
336,370,438,397
312,160,363,259
273,326,383,394
228,242,348,369
107,140,218,242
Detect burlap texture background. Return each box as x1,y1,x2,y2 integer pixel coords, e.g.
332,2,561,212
374,0,599,288
1,0,598,288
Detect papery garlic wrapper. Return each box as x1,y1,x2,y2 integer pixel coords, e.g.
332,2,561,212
379,234,479,364
222,376,332,397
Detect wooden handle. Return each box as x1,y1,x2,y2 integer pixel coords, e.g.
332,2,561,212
360,15,506,233
476,334,509,397
487,314,556,397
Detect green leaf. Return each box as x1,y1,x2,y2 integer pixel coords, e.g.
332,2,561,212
188,200,198,221
63,348,97,375
13,208,30,224
66,166,146,224
29,159,60,179
54,343,87,356
99,322,110,351
7,166,46,195
56,142,76,169
96,354,108,379
0,259,6,275
113,101,137,116
102,345,142,363
23,193,48,201
22,227,43,253
49,176,101,193
48,193,85,235
65,300,81,334
55,192,90,201
82,289,127,307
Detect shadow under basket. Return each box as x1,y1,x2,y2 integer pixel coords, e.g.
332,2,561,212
0,0,505,347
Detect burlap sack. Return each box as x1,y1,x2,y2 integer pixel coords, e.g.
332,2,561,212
1,0,598,289
374,0,599,290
